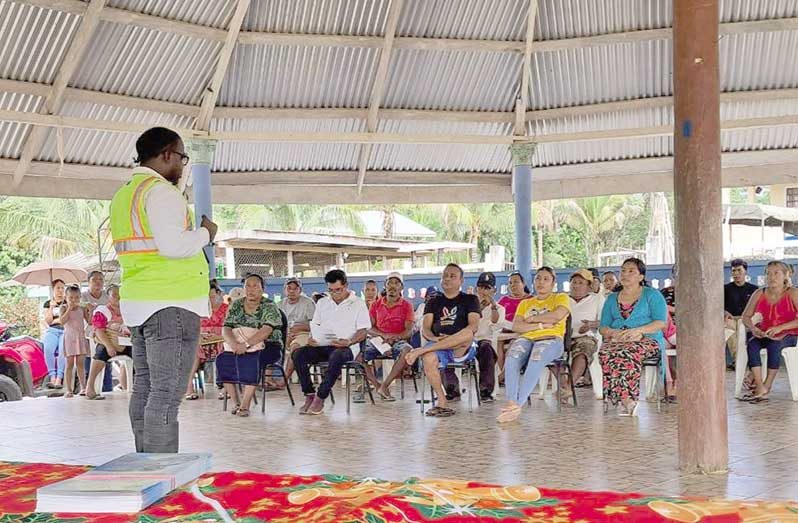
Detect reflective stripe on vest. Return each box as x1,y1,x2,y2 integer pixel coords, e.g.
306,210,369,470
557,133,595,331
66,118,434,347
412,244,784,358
113,237,158,255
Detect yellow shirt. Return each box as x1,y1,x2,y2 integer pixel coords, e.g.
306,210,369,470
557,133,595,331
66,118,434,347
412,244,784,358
515,293,570,341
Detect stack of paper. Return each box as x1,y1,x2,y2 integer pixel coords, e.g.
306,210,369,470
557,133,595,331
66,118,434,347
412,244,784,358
36,453,211,514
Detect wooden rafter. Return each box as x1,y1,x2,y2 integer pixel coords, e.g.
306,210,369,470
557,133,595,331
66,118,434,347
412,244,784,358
10,0,107,191
517,0,538,136
194,0,251,131
356,0,404,195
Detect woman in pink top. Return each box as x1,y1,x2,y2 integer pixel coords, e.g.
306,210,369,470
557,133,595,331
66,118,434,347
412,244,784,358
496,271,531,386
741,261,798,402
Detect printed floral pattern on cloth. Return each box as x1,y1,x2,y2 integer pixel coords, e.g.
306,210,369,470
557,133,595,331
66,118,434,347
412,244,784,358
2,461,798,522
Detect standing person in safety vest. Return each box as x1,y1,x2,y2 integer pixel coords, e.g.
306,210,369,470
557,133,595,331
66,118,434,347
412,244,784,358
110,127,218,453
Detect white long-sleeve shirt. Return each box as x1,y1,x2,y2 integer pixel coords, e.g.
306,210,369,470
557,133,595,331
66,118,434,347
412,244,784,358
120,167,210,327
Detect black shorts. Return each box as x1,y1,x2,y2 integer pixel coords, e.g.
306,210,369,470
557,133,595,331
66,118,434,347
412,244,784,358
93,344,132,363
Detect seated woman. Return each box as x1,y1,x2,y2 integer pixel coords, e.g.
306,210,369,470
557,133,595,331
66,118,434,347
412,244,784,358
599,258,667,417
85,285,130,399
496,271,531,385
216,274,283,417
186,280,229,400
740,260,798,403
498,267,570,423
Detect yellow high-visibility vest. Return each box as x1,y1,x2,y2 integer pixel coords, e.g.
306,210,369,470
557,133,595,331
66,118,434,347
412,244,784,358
109,172,208,303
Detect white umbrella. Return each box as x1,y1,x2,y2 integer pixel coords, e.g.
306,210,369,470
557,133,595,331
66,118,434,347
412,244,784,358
12,261,88,286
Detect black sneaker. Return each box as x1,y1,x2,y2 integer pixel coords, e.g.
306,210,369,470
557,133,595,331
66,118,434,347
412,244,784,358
445,393,462,402
480,392,494,403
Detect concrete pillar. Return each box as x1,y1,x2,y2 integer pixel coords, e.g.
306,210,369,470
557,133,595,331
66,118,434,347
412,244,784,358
510,144,536,280
187,139,217,279
287,250,295,276
673,0,728,473
225,247,236,279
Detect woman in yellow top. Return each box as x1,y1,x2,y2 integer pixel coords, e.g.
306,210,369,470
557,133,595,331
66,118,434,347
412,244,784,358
498,267,570,423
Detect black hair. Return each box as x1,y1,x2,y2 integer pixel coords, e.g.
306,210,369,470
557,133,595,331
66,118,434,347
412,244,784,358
730,259,748,271
365,279,377,286
51,279,65,287
622,257,648,287
209,279,222,293
134,127,182,164
325,269,348,286
241,273,265,287
508,271,531,294
588,267,600,278
444,263,464,278
536,266,557,279
602,271,616,277
311,292,327,303
87,270,104,280
65,285,81,295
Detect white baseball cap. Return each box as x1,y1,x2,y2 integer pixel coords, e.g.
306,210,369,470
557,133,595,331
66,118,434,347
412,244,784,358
385,271,403,284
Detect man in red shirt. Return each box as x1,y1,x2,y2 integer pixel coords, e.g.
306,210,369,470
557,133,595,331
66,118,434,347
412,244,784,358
358,272,415,402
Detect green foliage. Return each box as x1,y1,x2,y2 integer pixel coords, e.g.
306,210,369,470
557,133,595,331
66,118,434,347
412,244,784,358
542,225,588,268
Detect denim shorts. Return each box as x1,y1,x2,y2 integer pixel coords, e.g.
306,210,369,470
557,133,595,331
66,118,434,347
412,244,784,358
362,339,412,361
429,342,478,369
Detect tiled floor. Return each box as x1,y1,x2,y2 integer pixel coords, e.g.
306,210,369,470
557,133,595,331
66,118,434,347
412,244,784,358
1,370,797,502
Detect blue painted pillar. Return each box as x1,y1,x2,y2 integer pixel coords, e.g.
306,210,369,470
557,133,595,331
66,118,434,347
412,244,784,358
186,139,217,278
510,144,536,281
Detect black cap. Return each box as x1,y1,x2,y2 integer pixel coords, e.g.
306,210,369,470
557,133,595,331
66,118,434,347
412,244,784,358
476,272,496,288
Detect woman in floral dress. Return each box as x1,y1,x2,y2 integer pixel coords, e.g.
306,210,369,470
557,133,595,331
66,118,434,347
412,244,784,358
185,281,229,400
599,258,668,416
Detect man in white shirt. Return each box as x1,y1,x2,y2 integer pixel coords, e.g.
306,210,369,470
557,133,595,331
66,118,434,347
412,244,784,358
292,269,370,415
110,127,218,453
567,269,604,390
278,277,315,381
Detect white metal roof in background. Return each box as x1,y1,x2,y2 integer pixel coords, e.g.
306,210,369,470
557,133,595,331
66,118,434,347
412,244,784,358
0,0,796,204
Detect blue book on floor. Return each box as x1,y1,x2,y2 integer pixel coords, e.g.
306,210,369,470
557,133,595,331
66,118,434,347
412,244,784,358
35,452,212,513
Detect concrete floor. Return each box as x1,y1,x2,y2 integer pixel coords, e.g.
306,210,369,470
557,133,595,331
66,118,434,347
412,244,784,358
1,370,797,502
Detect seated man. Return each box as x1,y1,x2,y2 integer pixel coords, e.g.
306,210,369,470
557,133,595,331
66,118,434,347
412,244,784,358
564,269,604,394
356,272,415,402
724,258,757,368
442,272,503,403
85,285,130,400
405,263,481,417
278,277,315,382
292,269,370,415
601,271,618,297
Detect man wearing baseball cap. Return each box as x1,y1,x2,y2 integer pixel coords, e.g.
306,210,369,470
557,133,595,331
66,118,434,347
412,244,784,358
355,271,415,401
442,272,504,402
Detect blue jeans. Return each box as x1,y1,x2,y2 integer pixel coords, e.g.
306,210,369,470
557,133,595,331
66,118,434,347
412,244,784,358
504,337,564,405
43,327,65,379
129,307,200,453
747,335,797,370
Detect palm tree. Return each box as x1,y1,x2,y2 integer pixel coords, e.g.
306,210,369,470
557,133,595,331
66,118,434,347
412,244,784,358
231,204,366,235
0,197,109,260
555,196,643,265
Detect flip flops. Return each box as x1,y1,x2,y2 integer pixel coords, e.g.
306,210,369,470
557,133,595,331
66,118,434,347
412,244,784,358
85,393,105,400
425,406,456,417
185,393,199,400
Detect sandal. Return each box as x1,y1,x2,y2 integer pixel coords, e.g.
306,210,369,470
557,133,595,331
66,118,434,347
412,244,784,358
751,396,769,404
377,388,395,402
218,390,228,400
231,403,241,415
86,392,105,400
236,408,250,417
185,393,200,400
426,406,455,417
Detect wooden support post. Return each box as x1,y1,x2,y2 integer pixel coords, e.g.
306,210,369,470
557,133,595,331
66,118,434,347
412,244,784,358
287,250,294,276
673,0,728,473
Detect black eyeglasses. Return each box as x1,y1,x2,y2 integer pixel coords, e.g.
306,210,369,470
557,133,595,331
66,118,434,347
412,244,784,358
174,151,190,166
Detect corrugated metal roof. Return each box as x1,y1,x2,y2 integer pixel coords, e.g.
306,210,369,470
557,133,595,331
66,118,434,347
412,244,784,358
536,0,671,41
244,0,390,35
0,91,41,158
530,39,672,110
398,0,527,41
69,21,221,105
384,49,521,111
371,121,512,171
720,0,798,22
721,30,798,91
36,101,195,166
0,1,80,84
722,126,798,152
107,0,236,29
211,117,365,171
218,44,379,107
534,136,673,168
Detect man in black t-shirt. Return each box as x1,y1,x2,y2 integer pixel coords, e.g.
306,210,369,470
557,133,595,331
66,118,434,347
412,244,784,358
405,263,480,417
724,259,759,365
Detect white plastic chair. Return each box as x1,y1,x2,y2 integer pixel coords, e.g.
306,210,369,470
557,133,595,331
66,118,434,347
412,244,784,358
780,346,798,401
733,319,770,399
